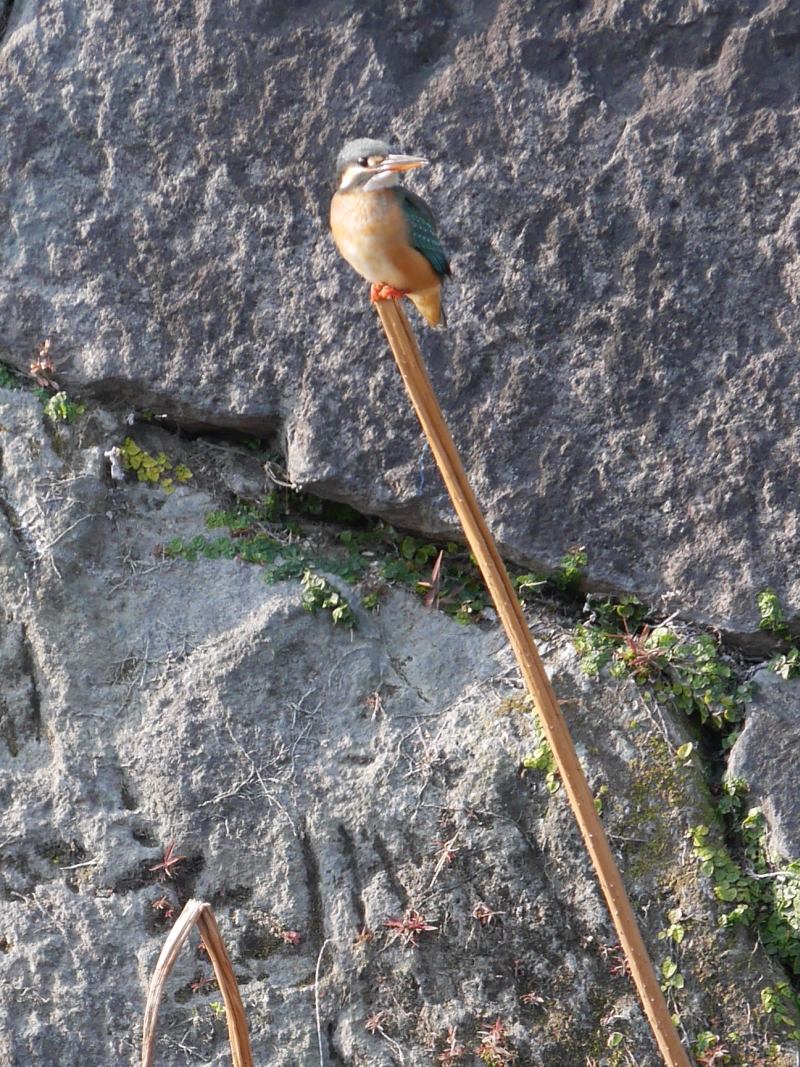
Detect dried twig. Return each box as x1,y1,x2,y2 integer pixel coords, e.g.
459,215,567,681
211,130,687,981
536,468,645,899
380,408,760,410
374,298,692,1067
141,899,252,1067
314,939,330,1067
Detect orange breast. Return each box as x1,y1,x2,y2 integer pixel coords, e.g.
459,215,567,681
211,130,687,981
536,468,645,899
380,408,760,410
330,189,440,294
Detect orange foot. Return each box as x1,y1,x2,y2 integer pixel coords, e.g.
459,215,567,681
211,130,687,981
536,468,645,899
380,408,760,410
370,282,410,303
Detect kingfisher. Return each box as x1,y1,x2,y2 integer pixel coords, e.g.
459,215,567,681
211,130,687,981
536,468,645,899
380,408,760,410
330,137,451,327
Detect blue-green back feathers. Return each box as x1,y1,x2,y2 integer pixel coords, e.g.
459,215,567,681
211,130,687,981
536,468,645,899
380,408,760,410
398,188,451,280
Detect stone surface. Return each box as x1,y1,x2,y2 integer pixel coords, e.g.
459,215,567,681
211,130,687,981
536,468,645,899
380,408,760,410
2,2,800,633
0,388,792,1066
727,669,800,862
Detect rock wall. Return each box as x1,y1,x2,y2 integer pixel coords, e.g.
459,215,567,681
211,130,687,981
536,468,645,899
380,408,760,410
728,669,800,861
3,2,800,1062
0,389,794,1065
2,1,800,633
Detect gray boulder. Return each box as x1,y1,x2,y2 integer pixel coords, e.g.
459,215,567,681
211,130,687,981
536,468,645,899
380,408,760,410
2,2,800,634
0,388,793,1065
727,669,800,862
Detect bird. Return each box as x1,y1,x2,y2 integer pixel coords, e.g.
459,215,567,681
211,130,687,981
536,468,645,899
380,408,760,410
330,137,451,327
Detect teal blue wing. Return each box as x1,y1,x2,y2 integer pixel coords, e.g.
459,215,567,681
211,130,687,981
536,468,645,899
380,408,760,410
399,188,451,280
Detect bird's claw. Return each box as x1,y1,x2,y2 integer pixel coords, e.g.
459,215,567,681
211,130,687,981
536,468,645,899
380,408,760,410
370,283,410,303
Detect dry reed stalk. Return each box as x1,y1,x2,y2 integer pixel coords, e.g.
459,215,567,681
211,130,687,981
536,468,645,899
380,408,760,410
141,899,253,1067
375,298,693,1067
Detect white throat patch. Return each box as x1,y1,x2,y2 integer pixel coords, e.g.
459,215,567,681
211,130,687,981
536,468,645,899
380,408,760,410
339,165,399,192
363,170,400,191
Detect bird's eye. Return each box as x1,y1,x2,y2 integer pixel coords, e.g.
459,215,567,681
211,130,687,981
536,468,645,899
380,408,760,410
357,157,368,167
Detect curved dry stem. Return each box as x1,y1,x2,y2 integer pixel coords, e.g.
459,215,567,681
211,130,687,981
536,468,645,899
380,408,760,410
141,899,253,1067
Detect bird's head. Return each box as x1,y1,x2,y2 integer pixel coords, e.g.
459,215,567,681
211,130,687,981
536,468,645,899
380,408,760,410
335,138,427,192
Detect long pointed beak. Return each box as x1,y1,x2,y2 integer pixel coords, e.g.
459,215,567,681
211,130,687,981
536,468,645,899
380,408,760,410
374,153,428,173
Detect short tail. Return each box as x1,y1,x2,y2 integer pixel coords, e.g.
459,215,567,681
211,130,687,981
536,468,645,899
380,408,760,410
409,286,447,328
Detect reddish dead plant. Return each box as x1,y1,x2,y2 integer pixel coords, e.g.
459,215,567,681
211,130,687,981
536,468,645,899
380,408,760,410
438,1025,467,1064
603,943,632,979
365,1010,388,1035
519,988,545,1007
383,909,437,948
29,338,59,390
354,926,374,946
475,1017,517,1066
151,896,178,922
696,1044,731,1067
471,901,500,926
611,619,668,682
149,841,187,880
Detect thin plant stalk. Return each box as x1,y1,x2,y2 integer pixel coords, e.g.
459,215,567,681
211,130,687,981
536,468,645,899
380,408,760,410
374,298,693,1067
141,899,253,1067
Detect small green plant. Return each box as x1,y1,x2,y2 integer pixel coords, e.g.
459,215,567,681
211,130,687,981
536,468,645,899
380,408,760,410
377,533,486,622
574,597,752,731
206,497,285,531
659,957,684,992
43,392,85,423
166,497,369,628
757,588,800,679
689,808,800,976
658,907,686,945
167,478,492,622
182,494,483,620
715,776,748,818
757,588,792,641
689,824,759,914
166,535,234,563
120,438,193,493
301,571,356,629
692,1031,731,1065
522,715,559,793
515,547,587,600
771,647,800,680
515,573,546,597
0,364,22,390
761,983,800,1042
172,463,192,483
165,531,312,584
554,546,587,589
